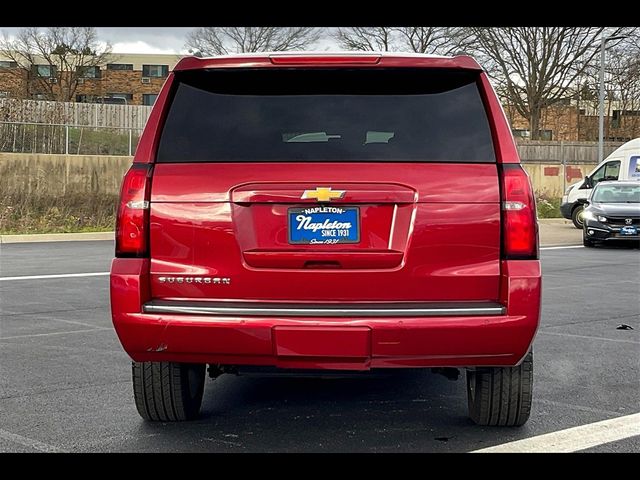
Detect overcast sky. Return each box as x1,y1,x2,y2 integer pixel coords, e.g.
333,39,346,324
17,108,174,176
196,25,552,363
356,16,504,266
0,27,337,54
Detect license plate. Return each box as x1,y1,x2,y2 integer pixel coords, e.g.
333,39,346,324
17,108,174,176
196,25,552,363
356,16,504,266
620,226,638,236
288,206,360,244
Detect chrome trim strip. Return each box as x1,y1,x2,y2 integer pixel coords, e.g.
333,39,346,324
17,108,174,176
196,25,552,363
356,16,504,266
388,204,398,250
143,303,505,317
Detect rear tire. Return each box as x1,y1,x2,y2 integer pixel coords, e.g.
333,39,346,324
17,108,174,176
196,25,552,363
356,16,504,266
571,205,585,229
132,361,206,421
466,351,533,426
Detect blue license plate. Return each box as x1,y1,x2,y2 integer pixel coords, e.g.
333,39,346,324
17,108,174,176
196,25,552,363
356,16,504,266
620,226,638,236
288,206,360,244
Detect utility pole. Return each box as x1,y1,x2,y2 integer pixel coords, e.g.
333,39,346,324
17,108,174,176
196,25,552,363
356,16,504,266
599,33,628,163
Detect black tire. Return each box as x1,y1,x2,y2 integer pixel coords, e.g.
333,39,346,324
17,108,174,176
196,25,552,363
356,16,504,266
583,236,596,248
132,361,206,422
466,351,533,427
571,205,585,229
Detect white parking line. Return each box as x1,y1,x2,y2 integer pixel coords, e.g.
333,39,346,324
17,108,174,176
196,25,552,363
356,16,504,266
0,272,109,282
540,245,583,250
0,328,110,340
471,412,640,453
538,330,640,345
0,428,63,453
43,317,106,329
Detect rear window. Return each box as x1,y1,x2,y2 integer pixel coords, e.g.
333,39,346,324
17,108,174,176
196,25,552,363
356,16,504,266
156,68,496,163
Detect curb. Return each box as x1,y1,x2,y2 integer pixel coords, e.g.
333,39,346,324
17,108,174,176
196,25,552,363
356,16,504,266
538,218,572,224
540,244,583,248
0,232,114,244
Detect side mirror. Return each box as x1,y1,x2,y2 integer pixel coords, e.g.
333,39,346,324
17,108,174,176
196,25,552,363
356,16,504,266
583,200,590,206
583,176,593,189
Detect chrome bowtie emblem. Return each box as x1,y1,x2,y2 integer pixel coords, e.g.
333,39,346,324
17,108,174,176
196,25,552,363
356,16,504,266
301,187,346,202
625,219,633,225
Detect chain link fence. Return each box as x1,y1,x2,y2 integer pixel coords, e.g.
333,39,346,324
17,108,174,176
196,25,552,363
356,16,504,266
0,121,142,156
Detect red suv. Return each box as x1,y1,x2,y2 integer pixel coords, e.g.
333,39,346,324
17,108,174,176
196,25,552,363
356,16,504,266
110,53,540,426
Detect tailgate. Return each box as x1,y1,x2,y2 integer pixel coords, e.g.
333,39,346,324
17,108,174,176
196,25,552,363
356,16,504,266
149,162,500,302
147,66,501,304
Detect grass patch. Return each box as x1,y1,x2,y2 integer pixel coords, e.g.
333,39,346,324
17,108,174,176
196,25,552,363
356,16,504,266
536,193,562,218
68,127,139,156
0,193,117,234
0,123,139,156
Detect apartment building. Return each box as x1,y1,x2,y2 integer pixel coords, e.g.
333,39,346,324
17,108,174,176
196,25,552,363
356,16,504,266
0,53,183,106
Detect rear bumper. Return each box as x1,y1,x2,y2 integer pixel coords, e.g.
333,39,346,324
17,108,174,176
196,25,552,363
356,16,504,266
110,259,541,370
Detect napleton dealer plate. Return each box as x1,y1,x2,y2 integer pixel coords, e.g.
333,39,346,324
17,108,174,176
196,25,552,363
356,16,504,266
288,206,360,244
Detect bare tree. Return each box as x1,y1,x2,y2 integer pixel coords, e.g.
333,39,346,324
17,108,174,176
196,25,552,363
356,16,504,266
578,30,640,140
394,27,473,55
0,27,112,102
334,27,396,51
469,27,632,140
607,53,640,139
185,27,321,55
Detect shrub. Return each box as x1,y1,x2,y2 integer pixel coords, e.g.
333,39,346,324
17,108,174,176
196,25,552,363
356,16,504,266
0,192,117,234
536,192,561,218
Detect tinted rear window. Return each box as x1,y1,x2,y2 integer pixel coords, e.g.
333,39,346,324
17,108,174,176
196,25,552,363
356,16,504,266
156,68,496,163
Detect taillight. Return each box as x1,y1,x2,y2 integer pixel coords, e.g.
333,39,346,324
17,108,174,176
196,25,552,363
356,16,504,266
116,164,153,257
500,164,538,259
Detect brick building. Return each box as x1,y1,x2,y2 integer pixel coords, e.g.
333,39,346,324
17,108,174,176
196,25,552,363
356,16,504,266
0,53,182,106
503,102,640,143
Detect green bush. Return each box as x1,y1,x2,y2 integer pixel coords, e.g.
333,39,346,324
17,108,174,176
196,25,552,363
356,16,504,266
0,192,117,234
536,193,562,218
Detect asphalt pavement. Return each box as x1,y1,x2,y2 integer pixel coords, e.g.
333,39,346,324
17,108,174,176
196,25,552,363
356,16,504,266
0,240,638,452
537,218,582,246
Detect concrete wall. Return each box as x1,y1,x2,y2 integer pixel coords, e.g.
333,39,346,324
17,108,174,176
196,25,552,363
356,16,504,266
0,152,131,196
522,162,596,197
516,140,621,197
0,151,602,200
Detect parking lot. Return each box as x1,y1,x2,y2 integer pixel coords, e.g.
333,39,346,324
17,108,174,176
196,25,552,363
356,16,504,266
0,238,638,452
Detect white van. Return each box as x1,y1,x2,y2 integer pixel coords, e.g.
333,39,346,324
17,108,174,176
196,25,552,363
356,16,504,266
561,138,640,228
